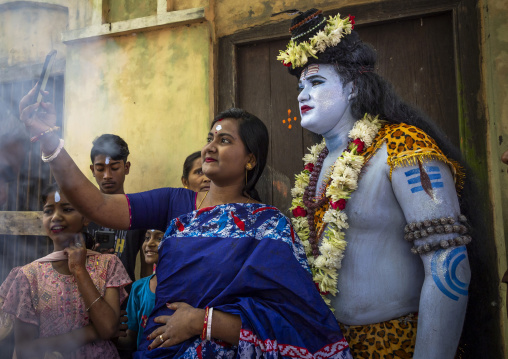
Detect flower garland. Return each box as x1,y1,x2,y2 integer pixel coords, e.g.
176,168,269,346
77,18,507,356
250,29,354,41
277,13,355,69
290,114,382,306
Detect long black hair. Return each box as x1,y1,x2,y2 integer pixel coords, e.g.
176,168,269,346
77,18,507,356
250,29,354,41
211,108,269,202
288,9,463,166
181,151,201,181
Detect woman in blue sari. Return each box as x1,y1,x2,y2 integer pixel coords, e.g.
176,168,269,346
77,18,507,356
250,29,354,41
18,88,352,358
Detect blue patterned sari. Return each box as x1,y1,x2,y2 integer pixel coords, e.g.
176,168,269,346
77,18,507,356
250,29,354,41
134,203,351,359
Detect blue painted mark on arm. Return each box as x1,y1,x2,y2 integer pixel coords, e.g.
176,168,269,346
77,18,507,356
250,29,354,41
431,247,469,301
405,166,443,193
411,182,444,193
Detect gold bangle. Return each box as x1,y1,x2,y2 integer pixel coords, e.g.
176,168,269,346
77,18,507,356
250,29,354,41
86,295,102,312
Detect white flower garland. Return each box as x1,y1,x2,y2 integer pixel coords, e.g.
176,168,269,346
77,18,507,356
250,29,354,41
278,13,354,69
290,114,382,306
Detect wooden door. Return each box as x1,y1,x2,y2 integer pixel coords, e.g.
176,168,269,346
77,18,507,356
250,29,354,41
235,12,457,214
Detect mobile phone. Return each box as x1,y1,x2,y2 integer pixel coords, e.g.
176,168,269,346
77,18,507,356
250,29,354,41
95,230,116,251
34,50,57,105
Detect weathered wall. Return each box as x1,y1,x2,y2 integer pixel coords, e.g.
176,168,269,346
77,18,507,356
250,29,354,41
215,0,358,38
481,0,508,353
64,24,210,192
0,1,68,67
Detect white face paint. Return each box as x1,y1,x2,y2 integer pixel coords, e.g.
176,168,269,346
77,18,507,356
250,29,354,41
55,191,61,203
105,157,111,165
215,124,222,132
297,64,352,135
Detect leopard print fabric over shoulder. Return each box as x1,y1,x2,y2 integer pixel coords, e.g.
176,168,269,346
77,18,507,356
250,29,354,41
363,123,464,191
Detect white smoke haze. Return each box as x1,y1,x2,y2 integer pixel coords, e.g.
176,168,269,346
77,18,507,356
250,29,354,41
0,2,102,358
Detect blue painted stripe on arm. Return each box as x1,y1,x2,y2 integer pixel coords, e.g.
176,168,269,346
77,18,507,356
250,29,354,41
431,249,459,301
411,186,424,193
404,168,420,177
408,177,421,185
448,253,469,291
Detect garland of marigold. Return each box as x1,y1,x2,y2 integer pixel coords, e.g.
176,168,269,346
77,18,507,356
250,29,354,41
290,114,382,307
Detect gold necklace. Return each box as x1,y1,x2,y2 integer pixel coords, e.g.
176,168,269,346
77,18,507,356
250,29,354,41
197,191,208,209
197,191,252,209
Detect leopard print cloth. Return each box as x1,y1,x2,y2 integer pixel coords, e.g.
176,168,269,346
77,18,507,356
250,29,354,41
339,314,417,359
363,123,464,191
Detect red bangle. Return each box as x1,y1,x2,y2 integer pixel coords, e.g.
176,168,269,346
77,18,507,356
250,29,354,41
201,306,209,340
30,126,59,143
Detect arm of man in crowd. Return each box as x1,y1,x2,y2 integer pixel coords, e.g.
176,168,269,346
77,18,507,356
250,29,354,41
391,160,470,359
18,85,130,230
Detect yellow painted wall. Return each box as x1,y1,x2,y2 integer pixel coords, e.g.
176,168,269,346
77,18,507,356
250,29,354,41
481,0,508,354
64,24,210,193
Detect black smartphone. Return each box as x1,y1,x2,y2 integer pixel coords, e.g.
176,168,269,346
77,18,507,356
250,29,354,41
95,230,116,251
34,50,57,105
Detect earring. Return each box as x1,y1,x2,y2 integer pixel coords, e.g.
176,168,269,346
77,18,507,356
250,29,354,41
245,164,253,186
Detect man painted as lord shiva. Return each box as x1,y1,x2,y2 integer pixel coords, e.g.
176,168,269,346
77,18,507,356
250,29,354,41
280,9,471,359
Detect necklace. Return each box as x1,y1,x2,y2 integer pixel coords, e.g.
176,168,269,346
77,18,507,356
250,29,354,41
197,191,252,209
290,114,382,304
197,191,208,209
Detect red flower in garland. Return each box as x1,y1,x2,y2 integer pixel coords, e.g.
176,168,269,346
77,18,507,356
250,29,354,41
352,138,365,153
348,15,356,29
330,198,347,210
283,61,292,67
304,163,314,172
315,282,330,295
292,206,307,217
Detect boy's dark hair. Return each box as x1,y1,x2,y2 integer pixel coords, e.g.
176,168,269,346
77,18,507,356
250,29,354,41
182,151,202,181
90,134,130,163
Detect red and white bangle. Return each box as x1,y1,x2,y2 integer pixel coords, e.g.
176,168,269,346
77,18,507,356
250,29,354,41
30,126,59,143
206,307,213,341
201,306,209,340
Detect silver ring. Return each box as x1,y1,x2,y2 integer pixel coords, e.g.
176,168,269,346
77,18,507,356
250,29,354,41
159,334,164,342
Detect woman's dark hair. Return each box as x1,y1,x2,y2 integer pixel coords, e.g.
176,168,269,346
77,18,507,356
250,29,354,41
288,9,463,167
211,108,269,202
182,151,202,180
41,182,60,205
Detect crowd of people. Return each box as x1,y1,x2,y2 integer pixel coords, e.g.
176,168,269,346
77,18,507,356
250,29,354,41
0,7,485,359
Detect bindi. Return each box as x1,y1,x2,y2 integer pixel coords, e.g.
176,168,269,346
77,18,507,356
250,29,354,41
215,124,222,132
105,157,111,165
55,191,61,203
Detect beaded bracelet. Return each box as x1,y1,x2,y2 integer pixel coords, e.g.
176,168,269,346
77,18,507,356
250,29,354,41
30,126,60,143
403,215,468,242
86,295,102,312
410,235,472,254
201,306,209,340
41,139,64,163
206,307,214,341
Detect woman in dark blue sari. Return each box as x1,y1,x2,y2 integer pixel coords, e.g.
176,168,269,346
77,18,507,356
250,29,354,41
17,87,351,358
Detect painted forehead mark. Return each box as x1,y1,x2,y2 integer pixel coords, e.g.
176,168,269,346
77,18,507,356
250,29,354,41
215,124,222,131
55,191,61,203
300,64,320,80
105,157,111,165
